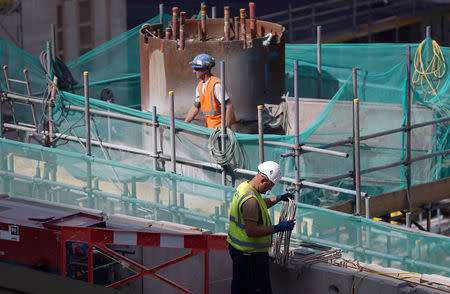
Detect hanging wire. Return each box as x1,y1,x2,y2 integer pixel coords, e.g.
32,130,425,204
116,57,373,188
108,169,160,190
208,126,238,166
412,37,448,115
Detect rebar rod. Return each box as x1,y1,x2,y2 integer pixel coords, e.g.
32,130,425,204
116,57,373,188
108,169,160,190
201,5,207,41
224,6,230,41
172,7,179,40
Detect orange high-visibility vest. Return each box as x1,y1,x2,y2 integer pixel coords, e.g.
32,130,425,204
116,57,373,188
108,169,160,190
198,75,223,129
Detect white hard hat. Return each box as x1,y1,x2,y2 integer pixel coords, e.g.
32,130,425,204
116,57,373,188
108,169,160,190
257,161,282,185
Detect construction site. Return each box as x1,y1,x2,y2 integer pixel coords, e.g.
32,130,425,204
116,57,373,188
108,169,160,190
0,1,449,293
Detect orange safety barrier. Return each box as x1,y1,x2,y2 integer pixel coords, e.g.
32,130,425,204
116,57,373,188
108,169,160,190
60,227,228,294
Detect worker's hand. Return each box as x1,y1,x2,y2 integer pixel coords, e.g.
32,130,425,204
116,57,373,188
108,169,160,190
276,193,294,202
274,220,295,233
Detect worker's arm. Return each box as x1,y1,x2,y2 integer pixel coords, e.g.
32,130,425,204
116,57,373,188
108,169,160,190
242,198,275,237
263,196,278,209
225,101,234,128
185,105,200,123
264,193,294,209
245,219,275,237
243,198,295,237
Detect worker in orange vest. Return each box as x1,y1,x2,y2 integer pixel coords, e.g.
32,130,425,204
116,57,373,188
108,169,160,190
184,53,235,129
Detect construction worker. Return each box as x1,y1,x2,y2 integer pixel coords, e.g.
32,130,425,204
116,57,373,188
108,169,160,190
185,53,235,129
227,161,295,294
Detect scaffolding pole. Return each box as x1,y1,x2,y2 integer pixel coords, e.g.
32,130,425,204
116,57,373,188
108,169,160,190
220,61,226,185
84,72,91,156
353,68,361,216
169,91,176,173
406,45,412,224
152,106,158,171
258,105,264,163
317,26,322,99
294,59,300,201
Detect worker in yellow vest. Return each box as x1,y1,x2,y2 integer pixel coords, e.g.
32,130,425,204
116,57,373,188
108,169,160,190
184,53,235,129
227,161,295,294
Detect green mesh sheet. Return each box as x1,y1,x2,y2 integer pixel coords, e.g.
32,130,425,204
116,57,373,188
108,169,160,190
65,13,172,108
0,22,448,206
0,137,448,277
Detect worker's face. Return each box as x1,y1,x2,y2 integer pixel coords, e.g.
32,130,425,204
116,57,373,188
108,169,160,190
259,175,275,194
193,68,208,80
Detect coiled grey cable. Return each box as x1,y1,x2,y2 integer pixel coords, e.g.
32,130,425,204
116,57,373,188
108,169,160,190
208,126,237,166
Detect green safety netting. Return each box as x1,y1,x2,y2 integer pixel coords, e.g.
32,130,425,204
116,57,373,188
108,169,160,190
65,13,172,108
0,23,448,207
0,137,448,277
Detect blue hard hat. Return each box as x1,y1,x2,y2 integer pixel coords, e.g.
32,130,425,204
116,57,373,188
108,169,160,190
190,53,215,69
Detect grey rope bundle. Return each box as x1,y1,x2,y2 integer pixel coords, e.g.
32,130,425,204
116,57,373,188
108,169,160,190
207,126,237,166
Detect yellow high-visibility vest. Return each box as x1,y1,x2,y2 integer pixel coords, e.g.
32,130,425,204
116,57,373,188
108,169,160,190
227,181,272,253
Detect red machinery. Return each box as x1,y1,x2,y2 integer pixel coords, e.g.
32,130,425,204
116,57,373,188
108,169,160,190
0,195,229,293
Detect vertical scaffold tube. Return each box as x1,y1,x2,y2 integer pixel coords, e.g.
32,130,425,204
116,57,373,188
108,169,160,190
201,5,207,41
249,2,256,39
406,45,412,221
84,71,91,156
365,196,370,219
23,69,32,96
50,24,56,62
169,91,176,173
220,61,226,185
46,41,51,93
258,105,264,163
234,16,239,40
224,6,230,41
212,6,216,18
317,26,322,99
159,3,164,24
0,90,2,137
353,94,361,215
240,9,246,48
49,76,58,147
2,65,11,91
352,67,361,216
172,7,179,40
294,60,300,202
152,106,158,171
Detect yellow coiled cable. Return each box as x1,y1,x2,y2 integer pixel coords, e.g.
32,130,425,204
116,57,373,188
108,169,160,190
412,37,448,114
